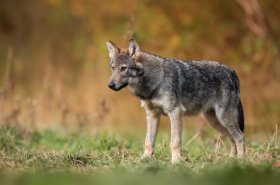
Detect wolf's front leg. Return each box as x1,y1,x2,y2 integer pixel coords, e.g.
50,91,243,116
141,107,161,159
169,108,183,164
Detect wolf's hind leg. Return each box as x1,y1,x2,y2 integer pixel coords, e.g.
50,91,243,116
203,110,236,156
215,107,245,157
229,137,237,156
225,124,244,157
141,105,161,159
214,134,237,156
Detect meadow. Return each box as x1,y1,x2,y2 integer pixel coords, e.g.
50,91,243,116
0,125,279,185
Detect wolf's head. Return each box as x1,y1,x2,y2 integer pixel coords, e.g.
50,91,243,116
106,39,144,91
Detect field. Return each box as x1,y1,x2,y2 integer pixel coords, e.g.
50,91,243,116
1,0,280,184
0,125,279,185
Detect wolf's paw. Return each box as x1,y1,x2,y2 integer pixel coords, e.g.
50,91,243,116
229,148,237,158
171,158,181,164
171,154,182,164
141,152,153,160
171,148,182,164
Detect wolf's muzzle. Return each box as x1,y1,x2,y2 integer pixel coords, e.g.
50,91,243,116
108,82,128,91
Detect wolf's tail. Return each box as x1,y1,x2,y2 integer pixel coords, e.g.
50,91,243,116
238,101,244,132
231,70,244,133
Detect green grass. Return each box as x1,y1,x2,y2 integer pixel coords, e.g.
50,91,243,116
0,125,279,185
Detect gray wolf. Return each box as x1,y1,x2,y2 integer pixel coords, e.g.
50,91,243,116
106,39,245,163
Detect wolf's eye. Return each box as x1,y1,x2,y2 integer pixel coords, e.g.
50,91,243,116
120,66,127,71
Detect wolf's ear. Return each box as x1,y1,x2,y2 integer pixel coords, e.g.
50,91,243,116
128,39,140,59
106,41,120,58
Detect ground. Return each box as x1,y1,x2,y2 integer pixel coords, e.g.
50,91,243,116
0,125,279,185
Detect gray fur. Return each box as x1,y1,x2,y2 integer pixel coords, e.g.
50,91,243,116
106,39,245,163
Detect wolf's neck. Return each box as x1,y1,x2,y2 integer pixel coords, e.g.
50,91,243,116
128,52,165,100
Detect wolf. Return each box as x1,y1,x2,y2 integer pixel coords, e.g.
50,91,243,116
106,39,245,163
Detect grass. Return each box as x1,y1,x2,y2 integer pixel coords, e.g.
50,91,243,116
0,125,280,185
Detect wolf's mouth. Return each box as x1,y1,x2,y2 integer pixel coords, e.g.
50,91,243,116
108,82,128,91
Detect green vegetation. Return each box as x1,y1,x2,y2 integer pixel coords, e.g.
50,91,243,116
0,126,279,185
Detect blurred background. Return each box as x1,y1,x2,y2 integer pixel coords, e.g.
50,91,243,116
0,0,279,137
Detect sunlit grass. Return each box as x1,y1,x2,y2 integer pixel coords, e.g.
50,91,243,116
0,125,279,185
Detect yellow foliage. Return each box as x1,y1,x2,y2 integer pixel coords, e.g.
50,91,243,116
70,0,85,17
48,0,62,8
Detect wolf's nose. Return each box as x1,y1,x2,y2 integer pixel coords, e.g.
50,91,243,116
108,82,115,89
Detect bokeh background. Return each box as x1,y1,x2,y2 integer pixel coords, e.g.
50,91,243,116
0,0,279,137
